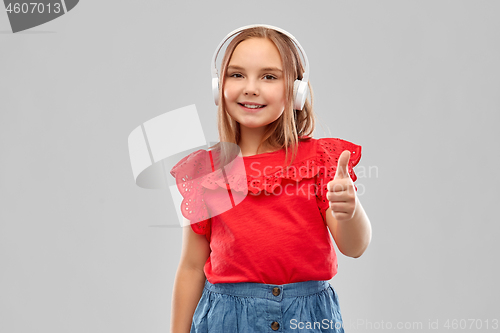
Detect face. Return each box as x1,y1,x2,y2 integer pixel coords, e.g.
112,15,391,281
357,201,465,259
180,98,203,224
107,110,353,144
223,38,286,131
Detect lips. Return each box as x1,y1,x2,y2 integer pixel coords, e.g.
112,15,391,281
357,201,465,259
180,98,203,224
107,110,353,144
238,103,266,109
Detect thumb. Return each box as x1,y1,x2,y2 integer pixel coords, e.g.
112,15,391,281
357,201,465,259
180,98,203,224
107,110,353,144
334,150,351,179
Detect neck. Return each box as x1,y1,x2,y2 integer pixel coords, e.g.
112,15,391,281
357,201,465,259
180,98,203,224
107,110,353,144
238,124,272,156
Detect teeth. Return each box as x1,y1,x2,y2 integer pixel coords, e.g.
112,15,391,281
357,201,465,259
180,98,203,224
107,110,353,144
243,104,264,109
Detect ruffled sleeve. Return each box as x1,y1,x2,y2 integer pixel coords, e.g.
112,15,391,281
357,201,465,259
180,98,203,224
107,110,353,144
315,138,362,224
170,150,212,242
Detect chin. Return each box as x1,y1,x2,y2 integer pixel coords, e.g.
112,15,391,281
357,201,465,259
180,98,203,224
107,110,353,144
239,121,268,129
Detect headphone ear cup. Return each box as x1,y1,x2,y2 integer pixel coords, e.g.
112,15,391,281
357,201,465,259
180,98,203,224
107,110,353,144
293,80,309,110
293,80,300,103
212,77,220,106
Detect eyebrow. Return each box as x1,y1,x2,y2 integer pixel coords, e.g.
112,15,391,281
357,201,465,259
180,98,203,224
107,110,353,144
227,65,283,72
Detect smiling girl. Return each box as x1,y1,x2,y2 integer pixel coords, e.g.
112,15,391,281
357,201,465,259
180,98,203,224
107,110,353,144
170,25,372,333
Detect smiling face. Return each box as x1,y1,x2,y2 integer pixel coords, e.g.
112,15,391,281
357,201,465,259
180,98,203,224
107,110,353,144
223,37,286,131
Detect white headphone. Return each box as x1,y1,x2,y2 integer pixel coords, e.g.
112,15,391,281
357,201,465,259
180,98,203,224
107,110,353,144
211,24,310,111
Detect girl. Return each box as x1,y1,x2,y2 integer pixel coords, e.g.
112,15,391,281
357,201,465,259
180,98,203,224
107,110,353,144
170,24,372,333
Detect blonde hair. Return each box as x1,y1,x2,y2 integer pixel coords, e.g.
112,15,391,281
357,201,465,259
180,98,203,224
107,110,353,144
209,26,317,169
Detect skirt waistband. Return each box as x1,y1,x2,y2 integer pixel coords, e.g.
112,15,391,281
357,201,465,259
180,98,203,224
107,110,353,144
204,279,330,301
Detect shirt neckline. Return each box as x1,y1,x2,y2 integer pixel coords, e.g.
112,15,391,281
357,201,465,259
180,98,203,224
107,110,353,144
239,136,313,158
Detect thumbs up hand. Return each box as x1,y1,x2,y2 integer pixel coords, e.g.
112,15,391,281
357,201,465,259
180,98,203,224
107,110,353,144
326,150,358,223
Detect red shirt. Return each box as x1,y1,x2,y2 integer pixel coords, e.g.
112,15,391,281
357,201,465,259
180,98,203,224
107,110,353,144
170,136,362,285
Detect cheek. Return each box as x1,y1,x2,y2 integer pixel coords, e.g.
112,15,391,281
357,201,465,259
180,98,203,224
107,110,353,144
223,83,238,102
269,86,286,107
269,83,286,102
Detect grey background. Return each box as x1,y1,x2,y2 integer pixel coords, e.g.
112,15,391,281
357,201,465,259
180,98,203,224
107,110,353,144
1,1,499,332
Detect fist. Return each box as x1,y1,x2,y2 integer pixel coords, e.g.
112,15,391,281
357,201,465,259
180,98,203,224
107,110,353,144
326,150,358,223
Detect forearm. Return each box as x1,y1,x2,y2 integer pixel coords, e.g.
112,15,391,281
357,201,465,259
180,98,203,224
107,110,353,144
170,266,207,333
333,199,372,258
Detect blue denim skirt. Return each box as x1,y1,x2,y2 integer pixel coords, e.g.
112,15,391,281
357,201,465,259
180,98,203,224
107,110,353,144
190,279,344,332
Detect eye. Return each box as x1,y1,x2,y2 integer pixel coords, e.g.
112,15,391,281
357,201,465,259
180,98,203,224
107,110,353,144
229,73,243,78
263,74,277,80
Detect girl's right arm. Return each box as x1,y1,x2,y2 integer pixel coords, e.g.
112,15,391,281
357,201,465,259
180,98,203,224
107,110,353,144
170,218,211,333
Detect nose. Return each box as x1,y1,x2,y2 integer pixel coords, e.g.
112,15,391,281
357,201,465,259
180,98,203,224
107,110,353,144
243,79,259,96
